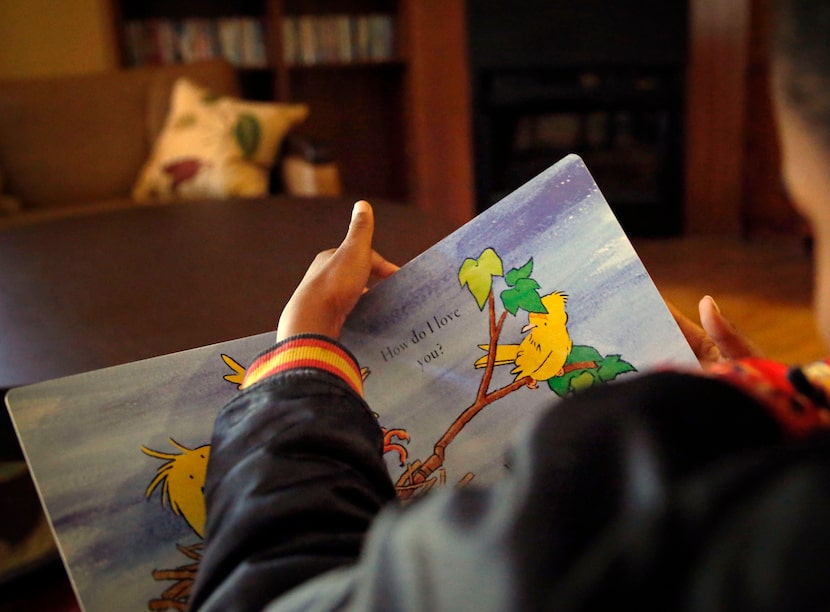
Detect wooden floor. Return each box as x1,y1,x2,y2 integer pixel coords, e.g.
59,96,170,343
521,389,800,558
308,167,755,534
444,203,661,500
632,234,825,365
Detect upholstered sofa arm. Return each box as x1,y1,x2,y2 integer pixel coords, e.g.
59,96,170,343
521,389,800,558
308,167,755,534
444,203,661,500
278,134,342,197
0,60,241,212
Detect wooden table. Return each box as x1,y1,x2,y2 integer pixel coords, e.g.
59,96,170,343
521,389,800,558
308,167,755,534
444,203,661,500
0,197,458,391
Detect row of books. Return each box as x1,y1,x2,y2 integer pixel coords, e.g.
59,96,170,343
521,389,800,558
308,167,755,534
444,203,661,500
282,14,396,66
124,18,268,68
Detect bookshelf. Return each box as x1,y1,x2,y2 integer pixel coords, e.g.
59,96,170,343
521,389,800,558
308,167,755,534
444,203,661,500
274,1,407,201
109,0,475,225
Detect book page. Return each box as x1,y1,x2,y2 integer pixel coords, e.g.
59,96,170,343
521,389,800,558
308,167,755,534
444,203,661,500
342,154,697,494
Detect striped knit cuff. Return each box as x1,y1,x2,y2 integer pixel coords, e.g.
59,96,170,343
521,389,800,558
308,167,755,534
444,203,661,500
241,334,364,397
704,357,830,439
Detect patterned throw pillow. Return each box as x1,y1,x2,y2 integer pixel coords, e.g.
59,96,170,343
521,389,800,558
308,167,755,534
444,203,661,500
132,78,309,201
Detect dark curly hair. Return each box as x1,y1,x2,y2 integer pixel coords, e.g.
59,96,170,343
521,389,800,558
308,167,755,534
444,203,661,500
772,0,830,144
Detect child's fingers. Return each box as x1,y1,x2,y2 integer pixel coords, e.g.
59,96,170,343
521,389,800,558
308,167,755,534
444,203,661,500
667,300,722,363
370,250,399,280
698,295,761,360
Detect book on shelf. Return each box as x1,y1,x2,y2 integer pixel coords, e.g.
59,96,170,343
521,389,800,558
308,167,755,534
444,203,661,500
282,13,395,66
239,17,268,68
366,13,395,61
217,18,245,66
5,154,698,611
124,19,179,66
124,16,268,69
178,18,220,64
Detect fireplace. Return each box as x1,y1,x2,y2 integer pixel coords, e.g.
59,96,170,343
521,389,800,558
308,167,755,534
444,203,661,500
467,1,688,236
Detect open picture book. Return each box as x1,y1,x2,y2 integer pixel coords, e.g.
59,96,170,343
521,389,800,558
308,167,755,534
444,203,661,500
5,154,698,611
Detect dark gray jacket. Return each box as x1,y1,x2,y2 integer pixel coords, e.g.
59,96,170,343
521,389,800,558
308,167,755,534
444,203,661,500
190,369,830,611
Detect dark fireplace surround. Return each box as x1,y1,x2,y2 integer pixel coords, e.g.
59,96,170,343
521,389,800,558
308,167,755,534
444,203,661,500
467,1,688,236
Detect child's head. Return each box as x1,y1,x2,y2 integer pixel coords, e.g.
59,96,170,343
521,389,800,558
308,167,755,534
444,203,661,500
772,0,830,347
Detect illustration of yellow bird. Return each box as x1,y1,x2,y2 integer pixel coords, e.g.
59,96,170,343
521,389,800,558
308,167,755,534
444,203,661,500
475,291,572,387
142,439,210,538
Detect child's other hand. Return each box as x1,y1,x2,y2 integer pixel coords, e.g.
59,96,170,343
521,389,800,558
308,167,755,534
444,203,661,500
277,201,399,341
669,295,762,368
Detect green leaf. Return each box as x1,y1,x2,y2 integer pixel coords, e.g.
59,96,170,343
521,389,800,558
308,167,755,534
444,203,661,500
548,367,597,397
505,259,534,286
596,354,637,382
569,371,597,393
547,374,572,397
547,346,634,397
459,248,503,310
500,277,546,316
567,345,603,364
500,259,547,315
234,113,262,159
514,277,541,292
500,289,521,316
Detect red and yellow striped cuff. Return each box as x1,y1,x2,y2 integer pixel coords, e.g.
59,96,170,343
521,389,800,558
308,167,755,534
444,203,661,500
241,335,364,397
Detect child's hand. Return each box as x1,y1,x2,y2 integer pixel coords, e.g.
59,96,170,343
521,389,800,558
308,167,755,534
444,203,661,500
277,201,399,341
669,296,762,368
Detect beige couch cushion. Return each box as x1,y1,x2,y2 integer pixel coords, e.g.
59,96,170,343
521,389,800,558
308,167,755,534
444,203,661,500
0,60,239,210
133,78,308,201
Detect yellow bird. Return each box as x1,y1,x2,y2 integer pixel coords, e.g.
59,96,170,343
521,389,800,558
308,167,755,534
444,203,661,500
142,439,210,538
475,292,572,388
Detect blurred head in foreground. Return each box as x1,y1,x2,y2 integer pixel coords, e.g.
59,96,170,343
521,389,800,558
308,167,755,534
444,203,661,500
772,0,830,348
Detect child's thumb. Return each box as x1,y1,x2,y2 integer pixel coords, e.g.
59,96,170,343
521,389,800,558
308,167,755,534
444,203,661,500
342,200,374,252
